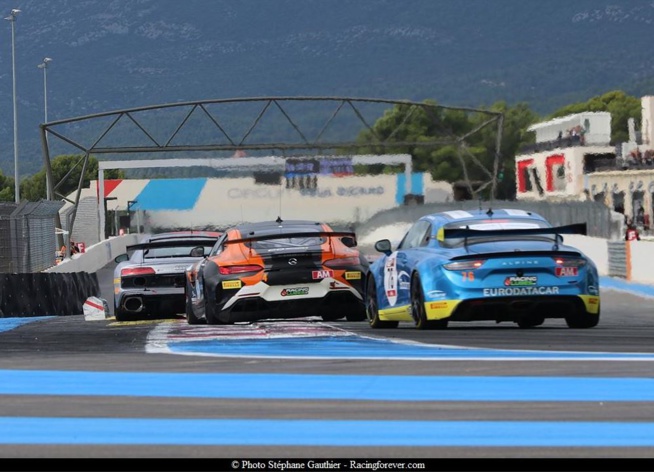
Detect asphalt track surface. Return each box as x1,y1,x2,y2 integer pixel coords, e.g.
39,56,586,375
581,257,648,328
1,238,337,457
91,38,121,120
1,261,654,466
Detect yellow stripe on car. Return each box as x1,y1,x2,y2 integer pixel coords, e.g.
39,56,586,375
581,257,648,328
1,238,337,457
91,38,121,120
579,295,600,314
379,305,413,321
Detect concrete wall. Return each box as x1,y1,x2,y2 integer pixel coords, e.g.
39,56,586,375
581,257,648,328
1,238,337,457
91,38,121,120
44,234,139,274
629,240,654,284
44,229,654,288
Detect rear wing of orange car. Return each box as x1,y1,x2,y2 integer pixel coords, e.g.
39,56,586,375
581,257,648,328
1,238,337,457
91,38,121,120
224,231,358,247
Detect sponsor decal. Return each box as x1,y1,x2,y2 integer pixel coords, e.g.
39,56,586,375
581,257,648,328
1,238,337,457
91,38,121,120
427,290,447,299
399,281,410,290
329,280,349,290
281,287,310,297
588,297,599,305
556,267,578,277
483,287,560,296
312,270,334,280
113,278,121,285
222,280,242,289
383,253,399,306
501,260,540,266
504,276,537,286
345,271,361,280
588,285,599,295
430,302,448,309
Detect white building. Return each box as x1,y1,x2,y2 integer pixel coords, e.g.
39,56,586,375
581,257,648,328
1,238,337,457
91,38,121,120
515,111,614,201
515,96,654,231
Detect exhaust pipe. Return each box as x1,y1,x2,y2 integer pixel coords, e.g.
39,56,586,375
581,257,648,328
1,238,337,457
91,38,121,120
124,296,144,313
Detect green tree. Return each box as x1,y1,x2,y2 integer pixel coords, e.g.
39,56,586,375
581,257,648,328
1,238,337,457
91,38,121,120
0,170,15,202
20,154,125,202
354,99,539,200
470,101,539,199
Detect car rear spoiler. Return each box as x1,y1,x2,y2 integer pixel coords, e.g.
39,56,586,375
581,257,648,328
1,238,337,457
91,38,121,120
441,222,587,240
126,237,221,252
224,231,357,247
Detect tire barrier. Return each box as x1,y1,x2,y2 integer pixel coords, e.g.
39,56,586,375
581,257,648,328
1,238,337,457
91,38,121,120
0,272,100,318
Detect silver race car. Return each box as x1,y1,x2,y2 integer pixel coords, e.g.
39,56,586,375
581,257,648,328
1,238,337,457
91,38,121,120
113,231,221,321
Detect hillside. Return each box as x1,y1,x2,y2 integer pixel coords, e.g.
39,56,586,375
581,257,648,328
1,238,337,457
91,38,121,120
1,0,654,176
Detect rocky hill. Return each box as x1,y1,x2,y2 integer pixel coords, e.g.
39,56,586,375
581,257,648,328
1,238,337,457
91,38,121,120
1,0,654,176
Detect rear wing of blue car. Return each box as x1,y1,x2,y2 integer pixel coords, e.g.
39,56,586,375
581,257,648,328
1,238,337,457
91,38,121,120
441,222,587,240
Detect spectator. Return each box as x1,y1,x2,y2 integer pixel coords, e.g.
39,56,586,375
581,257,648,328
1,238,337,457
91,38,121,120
626,223,641,241
637,205,645,226
645,150,653,165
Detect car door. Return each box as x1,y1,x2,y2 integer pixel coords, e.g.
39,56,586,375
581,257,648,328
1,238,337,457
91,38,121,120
385,220,432,308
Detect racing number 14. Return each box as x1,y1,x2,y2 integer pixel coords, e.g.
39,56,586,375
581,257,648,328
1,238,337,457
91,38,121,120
462,271,475,281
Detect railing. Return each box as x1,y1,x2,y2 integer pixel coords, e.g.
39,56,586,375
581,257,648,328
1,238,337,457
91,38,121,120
519,135,590,154
588,157,654,173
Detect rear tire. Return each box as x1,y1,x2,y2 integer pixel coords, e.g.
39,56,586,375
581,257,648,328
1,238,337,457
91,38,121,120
566,304,600,329
114,308,137,322
345,305,366,322
411,273,448,330
366,276,398,329
517,316,544,329
185,287,205,325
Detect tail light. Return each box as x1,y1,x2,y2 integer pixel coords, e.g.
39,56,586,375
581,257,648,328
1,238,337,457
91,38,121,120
443,260,486,270
324,256,360,268
553,257,587,267
219,264,263,275
121,267,155,277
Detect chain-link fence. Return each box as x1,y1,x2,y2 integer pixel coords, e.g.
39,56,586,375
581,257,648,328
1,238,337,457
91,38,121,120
0,201,64,273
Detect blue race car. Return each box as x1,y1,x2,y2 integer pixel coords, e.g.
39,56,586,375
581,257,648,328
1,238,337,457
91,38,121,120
365,208,600,329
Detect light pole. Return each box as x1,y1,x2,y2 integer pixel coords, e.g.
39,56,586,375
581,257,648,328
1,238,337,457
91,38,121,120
5,9,20,203
38,57,52,122
38,57,52,199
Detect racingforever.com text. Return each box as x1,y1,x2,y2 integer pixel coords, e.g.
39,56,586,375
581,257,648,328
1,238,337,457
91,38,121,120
232,460,427,471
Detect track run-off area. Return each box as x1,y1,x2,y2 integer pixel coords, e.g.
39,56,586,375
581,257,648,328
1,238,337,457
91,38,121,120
2,275,654,460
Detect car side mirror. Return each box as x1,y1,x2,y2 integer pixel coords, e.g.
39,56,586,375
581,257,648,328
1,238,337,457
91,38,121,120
190,246,205,257
114,253,129,263
374,239,392,255
341,236,357,248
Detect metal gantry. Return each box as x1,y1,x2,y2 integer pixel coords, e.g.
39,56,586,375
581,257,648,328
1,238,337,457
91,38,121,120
39,97,504,242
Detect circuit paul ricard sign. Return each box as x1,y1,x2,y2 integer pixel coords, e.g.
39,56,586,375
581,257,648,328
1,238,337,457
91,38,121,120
123,154,451,230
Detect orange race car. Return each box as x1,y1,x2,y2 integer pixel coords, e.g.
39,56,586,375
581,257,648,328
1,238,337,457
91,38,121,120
184,219,368,325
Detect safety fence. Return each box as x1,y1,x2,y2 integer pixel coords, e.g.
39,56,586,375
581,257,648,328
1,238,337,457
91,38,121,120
0,201,63,273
